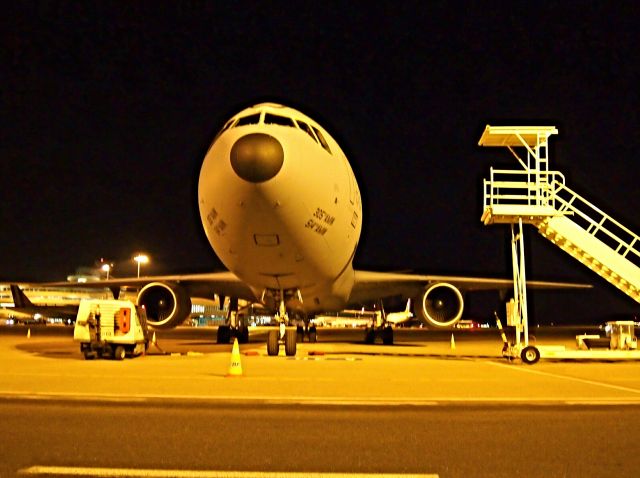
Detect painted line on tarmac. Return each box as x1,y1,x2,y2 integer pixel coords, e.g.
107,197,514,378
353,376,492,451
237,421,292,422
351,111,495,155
486,361,640,395
0,390,440,406
18,466,438,477
3,390,640,406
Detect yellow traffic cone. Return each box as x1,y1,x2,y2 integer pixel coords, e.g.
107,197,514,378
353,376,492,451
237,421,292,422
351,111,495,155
27,328,31,339
227,338,243,377
450,333,456,351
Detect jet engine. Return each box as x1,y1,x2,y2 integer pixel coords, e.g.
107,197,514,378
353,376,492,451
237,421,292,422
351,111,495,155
414,283,464,328
136,282,192,329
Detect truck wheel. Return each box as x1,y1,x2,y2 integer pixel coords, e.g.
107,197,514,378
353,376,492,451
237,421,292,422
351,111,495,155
114,345,126,361
521,345,540,365
83,350,96,360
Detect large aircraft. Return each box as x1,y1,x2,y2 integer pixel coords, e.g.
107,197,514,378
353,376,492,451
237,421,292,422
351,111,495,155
385,299,414,326
6,284,78,322
35,103,587,355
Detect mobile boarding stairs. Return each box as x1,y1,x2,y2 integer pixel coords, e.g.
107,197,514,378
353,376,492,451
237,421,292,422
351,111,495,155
479,126,640,363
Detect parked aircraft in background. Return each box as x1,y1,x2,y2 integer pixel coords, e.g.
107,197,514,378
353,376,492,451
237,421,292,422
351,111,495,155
30,103,588,355
385,299,414,326
8,284,78,322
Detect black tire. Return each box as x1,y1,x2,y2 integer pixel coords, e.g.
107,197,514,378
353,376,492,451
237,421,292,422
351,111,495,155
309,325,317,343
217,326,229,344
364,328,375,344
83,350,96,360
521,345,540,365
238,327,249,344
296,325,304,343
114,345,126,361
382,326,394,345
267,330,279,356
284,329,297,356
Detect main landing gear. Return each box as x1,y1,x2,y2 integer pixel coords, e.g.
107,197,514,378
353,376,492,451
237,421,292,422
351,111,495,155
217,324,249,344
364,300,394,345
296,322,317,343
364,325,394,345
216,298,250,344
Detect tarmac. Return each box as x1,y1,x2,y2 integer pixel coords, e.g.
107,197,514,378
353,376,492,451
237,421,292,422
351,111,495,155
2,325,640,406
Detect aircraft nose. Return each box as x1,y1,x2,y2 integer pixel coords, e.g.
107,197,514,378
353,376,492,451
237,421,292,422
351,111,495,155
230,133,284,183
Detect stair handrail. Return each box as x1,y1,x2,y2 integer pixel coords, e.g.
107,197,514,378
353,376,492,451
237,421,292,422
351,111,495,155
550,179,640,266
484,168,565,209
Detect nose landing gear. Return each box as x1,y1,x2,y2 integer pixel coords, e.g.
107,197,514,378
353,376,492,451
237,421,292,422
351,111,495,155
266,299,298,357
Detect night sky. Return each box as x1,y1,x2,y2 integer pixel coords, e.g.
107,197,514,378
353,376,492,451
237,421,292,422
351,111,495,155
2,2,639,323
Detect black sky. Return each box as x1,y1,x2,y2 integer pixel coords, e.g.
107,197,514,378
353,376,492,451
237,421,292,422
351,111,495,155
2,2,639,323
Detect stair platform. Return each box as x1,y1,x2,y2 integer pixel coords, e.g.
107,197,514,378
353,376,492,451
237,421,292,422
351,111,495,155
481,205,558,225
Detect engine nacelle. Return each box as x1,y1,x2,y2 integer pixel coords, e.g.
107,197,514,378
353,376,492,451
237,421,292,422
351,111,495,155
414,283,464,328
136,282,192,329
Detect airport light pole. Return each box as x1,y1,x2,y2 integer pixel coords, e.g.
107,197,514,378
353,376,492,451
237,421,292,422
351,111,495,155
133,254,149,278
101,263,112,280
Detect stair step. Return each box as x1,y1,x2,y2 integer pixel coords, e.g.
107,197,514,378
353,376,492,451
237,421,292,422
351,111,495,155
537,216,640,304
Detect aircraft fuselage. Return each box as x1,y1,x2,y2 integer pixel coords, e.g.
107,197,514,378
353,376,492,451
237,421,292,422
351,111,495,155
198,103,362,313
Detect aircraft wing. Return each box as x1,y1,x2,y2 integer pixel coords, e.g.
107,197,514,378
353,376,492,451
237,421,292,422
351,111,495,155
36,271,258,302
31,269,590,305
348,270,591,305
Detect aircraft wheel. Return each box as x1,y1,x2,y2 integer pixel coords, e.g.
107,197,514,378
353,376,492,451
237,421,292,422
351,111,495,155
296,325,304,343
238,327,249,344
364,328,375,344
382,326,394,345
521,345,540,365
217,325,230,344
267,330,279,356
285,329,297,356
114,345,126,361
309,325,317,343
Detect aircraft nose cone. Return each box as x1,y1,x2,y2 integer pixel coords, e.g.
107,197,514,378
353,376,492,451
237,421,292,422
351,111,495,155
230,133,284,183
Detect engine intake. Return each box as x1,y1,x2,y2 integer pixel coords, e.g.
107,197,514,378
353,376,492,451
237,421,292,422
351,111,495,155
415,283,464,328
137,282,192,329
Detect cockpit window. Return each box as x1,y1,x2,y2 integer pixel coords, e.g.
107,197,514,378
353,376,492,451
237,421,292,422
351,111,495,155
295,120,318,143
213,118,236,140
264,113,295,127
312,126,332,154
234,113,261,127
221,119,235,132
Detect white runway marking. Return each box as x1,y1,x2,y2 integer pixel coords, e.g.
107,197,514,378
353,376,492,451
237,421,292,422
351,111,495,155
486,361,640,395
18,466,438,478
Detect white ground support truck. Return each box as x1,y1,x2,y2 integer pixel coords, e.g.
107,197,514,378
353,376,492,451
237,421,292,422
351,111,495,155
74,299,150,360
